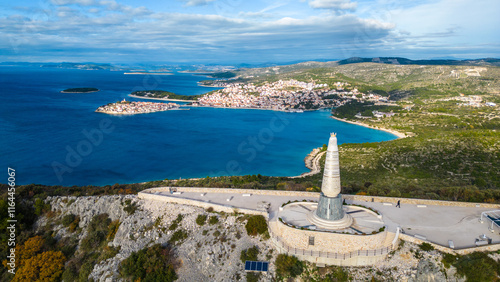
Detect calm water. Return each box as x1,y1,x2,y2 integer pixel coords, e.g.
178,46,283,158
0,66,396,186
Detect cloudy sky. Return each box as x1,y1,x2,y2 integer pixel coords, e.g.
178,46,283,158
1,0,499,64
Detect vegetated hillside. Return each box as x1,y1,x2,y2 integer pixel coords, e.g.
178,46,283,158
131,90,203,100
319,64,500,200
337,57,500,67
5,191,494,281
179,62,500,202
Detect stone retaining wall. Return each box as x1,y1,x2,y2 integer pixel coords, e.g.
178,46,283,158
146,186,319,198
272,239,388,266
343,195,499,208
269,221,393,266
399,233,500,255
146,186,499,208
138,192,268,217
270,220,388,253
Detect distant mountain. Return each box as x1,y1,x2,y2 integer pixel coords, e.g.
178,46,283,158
337,57,500,67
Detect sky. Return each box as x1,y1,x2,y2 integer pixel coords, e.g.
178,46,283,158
0,0,499,64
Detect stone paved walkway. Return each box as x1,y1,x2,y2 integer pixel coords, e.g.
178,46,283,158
147,189,499,249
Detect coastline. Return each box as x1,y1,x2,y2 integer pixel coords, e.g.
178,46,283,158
197,83,223,88
290,147,325,178
128,94,194,102
191,104,318,113
95,109,179,115
330,116,407,139
124,72,173,75
61,90,99,93
95,110,167,115
129,94,318,112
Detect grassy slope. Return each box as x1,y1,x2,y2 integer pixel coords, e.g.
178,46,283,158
317,64,499,200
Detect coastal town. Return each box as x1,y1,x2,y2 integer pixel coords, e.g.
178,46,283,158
192,79,388,111
95,100,180,114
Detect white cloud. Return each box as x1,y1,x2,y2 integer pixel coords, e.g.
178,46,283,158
0,5,394,63
181,0,216,7
237,11,273,18
50,0,96,6
309,0,357,11
4,0,497,62
387,0,500,51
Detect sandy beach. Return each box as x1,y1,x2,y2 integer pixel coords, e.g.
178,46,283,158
330,116,407,139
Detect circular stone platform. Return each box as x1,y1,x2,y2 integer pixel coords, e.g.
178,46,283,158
279,202,384,234
308,211,353,230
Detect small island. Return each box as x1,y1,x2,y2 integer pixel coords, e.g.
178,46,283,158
95,100,180,115
61,87,99,93
129,90,203,101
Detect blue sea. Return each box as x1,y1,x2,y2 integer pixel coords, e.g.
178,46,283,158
0,66,397,186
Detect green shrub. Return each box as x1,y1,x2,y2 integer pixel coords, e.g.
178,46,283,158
209,216,219,225
169,214,184,231
319,265,350,281
240,246,259,263
246,272,261,282
80,214,112,252
245,215,267,236
68,220,80,233
169,229,188,245
61,213,80,232
98,246,121,262
419,242,434,252
79,259,96,281
61,214,76,227
80,229,106,252
441,253,457,269
62,266,79,282
454,252,500,281
123,199,139,215
120,244,178,282
275,253,303,278
107,220,121,241
34,198,51,216
196,214,207,226
154,216,163,227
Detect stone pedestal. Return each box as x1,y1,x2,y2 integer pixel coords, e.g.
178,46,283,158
308,193,353,229
315,193,344,220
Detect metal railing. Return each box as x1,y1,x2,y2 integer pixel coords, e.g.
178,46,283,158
271,231,392,260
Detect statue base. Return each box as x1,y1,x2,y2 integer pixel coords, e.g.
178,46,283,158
307,193,353,230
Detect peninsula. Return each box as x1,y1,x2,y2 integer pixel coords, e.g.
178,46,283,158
95,100,180,114
132,79,386,112
130,90,202,101
61,87,99,93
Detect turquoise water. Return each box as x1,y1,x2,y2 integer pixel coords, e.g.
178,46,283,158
0,66,397,186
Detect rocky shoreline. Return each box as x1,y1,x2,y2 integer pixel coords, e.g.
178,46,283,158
290,147,325,178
